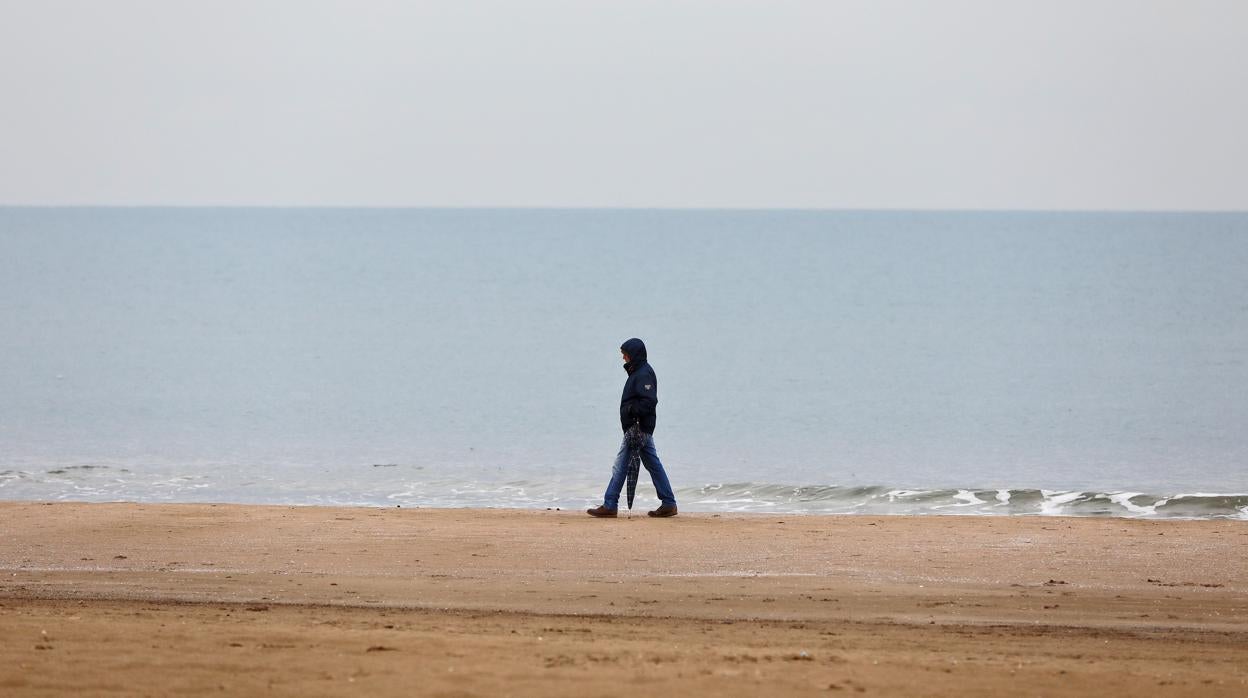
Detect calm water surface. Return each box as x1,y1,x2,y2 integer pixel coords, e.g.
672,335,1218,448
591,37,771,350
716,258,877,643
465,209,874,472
2,208,1245,517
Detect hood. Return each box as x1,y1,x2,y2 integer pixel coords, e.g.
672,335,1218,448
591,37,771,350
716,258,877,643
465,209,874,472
620,337,648,363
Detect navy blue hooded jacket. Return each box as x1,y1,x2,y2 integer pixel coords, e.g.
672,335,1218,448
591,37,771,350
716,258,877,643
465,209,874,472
619,337,658,434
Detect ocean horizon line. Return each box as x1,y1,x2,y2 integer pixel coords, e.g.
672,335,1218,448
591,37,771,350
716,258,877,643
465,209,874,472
3,204,1247,215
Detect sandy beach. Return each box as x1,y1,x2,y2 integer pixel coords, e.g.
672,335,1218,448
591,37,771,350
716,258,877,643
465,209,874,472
1,502,1245,696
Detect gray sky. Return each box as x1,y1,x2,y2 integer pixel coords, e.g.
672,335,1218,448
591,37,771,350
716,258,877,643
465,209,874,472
1,1,1245,209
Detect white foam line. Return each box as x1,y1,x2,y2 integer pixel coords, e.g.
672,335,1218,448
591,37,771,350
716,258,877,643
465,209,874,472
929,492,984,510
1039,490,1084,515
1106,492,1156,516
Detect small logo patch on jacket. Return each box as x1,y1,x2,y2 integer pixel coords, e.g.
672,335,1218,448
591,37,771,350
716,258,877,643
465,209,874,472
644,384,652,390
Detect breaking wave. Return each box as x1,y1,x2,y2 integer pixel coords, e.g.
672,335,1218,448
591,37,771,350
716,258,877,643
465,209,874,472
683,482,1248,519
2,465,1246,519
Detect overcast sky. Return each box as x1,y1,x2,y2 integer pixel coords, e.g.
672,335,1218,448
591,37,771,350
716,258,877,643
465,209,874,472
1,1,1245,210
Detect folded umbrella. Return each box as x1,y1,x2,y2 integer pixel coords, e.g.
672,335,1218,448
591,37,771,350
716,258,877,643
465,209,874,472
625,425,643,510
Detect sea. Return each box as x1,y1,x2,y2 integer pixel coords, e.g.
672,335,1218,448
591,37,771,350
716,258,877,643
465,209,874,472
2,208,1245,519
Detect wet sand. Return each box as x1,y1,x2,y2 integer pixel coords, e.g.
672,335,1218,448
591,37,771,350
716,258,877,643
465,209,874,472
1,502,1245,696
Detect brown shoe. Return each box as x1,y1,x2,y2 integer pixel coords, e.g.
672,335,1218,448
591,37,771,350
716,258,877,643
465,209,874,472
647,504,678,518
586,505,618,518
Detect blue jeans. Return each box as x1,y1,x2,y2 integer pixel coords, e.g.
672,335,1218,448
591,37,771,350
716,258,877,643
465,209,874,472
602,431,677,509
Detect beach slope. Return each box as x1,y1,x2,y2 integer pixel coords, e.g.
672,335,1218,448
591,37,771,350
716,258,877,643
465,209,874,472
1,503,1245,696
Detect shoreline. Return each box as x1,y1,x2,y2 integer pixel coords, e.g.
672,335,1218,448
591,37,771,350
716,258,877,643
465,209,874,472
2,502,1246,695
1,491,1244,521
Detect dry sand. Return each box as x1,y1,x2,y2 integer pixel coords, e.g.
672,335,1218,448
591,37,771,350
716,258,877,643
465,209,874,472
1,502,1245,696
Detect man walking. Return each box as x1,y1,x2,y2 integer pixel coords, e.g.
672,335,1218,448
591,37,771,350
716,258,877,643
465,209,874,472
588,337,678,518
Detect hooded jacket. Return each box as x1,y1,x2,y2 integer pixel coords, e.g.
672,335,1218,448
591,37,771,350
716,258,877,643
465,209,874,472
619,337,658,434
